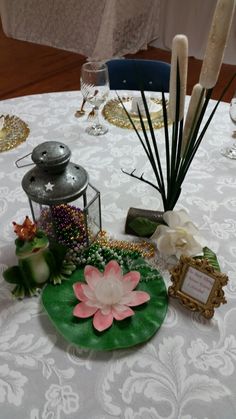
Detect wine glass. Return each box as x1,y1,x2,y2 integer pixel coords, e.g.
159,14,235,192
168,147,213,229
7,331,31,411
80,62,109,136
221,91,236,159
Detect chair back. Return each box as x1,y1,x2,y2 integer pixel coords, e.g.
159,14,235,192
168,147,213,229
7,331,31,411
106,59,170,92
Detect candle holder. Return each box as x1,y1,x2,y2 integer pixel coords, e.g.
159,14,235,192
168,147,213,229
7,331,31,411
21,141,102,251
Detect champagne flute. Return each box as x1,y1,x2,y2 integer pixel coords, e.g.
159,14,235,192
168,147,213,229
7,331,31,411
80,62,109,136
221,91,236,159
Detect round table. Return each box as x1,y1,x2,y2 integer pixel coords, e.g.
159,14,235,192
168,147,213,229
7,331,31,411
0,91,236,419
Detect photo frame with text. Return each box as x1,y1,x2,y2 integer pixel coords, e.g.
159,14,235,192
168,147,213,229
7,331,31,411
168,255,228,319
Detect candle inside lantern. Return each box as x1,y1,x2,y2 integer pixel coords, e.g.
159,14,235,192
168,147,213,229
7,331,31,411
199,0,236,89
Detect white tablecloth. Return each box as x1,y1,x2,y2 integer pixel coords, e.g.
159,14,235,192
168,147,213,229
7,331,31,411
0,0,161,60
0,91,236,418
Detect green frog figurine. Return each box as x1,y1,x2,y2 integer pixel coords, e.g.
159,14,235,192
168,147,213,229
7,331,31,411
3,216,75,298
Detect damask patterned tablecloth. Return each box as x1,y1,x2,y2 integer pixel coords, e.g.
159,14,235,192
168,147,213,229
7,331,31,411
0,91,236,419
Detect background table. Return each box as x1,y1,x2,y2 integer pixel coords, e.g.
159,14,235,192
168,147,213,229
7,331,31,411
1,0,235,63
0,0,161,60
0,91,236,418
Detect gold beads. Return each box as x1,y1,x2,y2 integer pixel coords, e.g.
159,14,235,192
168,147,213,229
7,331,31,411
96,230,155,259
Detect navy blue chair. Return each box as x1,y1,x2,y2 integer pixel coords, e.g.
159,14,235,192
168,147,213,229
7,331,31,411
106,59,170,92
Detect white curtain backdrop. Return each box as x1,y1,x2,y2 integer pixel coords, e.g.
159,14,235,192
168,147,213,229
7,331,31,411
152,0,236,65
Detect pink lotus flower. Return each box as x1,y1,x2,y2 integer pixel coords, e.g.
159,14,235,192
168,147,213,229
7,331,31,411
73,260,150,332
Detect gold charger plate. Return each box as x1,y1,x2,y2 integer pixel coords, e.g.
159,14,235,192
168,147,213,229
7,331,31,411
102,97,166,130
0,114,30,152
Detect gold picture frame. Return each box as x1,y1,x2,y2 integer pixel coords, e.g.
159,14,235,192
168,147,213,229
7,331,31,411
168,256,228,319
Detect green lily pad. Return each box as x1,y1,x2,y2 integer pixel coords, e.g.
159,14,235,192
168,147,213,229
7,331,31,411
41,258,168,351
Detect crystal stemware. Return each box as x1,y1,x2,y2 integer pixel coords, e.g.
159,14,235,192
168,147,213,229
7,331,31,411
80,62,109,136
221,91,236,159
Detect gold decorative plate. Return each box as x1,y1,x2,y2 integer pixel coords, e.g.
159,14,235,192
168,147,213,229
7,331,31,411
0,114,30,152
102,97,166,130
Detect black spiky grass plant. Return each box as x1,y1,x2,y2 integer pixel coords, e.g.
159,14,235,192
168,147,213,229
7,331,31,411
119,69,236,211
120,55,235,215
120,0,236,225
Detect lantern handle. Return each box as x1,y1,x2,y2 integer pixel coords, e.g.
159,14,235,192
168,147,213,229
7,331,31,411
15,152,34,168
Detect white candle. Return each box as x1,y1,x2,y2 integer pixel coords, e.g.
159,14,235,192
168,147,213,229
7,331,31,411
0,116,4,131
168,34,188,122
0,116,5,140
131,96,150,116
199,0,236,89
181,83,204,155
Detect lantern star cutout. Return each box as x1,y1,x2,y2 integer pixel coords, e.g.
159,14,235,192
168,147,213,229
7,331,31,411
45,182,54,191
67,176,75,186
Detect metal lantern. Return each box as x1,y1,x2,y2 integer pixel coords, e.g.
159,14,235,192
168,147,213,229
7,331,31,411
21,141,102,250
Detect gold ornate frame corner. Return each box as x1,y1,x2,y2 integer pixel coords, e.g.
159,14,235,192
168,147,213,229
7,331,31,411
168,256,228,319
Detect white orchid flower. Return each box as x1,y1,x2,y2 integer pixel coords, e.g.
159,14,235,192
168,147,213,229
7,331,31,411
151,209,205,259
